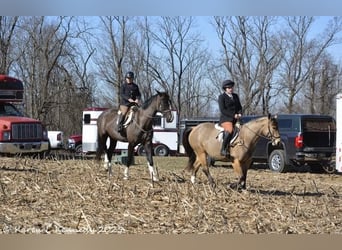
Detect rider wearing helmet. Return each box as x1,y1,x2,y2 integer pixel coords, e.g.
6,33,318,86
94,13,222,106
218,79,242,156
117,71,141,132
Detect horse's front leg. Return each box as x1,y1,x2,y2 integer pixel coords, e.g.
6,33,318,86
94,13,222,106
123,143,135,180
230,158,249,190
144,141,159,182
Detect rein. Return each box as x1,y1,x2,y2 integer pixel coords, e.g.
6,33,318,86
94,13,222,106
131,110,172,134
241,119,279,142
129,95,173,133
131,117,154,133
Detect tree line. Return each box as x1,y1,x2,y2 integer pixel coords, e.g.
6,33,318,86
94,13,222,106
0,16,341,137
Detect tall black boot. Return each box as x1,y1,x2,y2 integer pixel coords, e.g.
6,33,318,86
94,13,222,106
117,113,124,132
220,131,231,156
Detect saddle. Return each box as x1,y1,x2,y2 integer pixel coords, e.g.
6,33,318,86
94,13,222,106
215,122,241,146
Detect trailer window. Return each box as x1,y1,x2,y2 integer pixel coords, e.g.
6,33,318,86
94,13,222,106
84,114,91,124
153,116,162,127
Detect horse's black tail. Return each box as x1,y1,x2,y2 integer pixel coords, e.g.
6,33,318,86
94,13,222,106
95,132,103,161
182,127,196,172
95,116,105,161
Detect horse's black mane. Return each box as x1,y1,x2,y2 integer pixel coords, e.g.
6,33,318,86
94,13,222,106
140,92,167,110
140,94,158,110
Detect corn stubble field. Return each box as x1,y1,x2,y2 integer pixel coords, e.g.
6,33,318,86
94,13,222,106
0,156,341,234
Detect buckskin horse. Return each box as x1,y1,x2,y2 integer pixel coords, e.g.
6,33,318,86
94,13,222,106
182,114,281,190
96,91,174,181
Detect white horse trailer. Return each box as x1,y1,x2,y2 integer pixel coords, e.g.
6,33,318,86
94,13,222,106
82,107,128,154
81,107,177,156
335,94,342,173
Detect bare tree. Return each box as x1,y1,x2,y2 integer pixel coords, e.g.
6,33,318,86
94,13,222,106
213,16,282,115
278,16,342,113
144,17,209,120
0,16,19,74
305,53,341,115
11,16,95,137
95,16,136,107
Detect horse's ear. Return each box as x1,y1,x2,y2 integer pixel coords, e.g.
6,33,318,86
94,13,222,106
156,89,161,95
268,113,271,119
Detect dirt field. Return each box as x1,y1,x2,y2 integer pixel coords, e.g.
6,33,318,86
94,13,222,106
0,156,341,234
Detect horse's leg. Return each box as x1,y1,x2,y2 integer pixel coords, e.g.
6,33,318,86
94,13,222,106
123,143,135,180
230,158,249,190
190,152,214,187
198,153,215,188
97,134,109,170
106,138,117,177
143,141,159,181
239,158,251,189
190,159,201,184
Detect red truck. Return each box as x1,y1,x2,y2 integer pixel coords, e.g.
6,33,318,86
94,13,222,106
0,75,49,156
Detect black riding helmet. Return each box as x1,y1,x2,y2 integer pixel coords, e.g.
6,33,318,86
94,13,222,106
125,71,135,79
222,79,235,90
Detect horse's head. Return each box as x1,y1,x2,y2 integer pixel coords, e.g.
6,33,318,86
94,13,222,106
267,114,281,146
156,90,174,123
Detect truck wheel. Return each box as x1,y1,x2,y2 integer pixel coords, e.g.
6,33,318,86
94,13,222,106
268,149,287,173
154,144,169,157
136,145,146,156
322,161,336,174
75,144,83,157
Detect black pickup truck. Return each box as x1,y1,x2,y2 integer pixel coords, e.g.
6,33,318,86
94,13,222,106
241,114,336,173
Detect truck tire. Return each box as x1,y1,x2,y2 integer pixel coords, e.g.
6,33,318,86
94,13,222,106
136,145,146,156
322,161,336,174
268,149,287,173
75,144,83,157
154,144,169,156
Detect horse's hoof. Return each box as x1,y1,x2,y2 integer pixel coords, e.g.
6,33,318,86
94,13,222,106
123,176,129,180
228,183,245,191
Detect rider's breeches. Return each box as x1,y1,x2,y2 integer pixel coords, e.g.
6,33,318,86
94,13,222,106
220,121,233,133
119,105,129,115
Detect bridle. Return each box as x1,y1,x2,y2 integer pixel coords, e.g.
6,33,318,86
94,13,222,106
266,119,281,143
131,98,173,133
242,117,280,142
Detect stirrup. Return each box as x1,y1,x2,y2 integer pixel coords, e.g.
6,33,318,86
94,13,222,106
220,147,229,157
118,123,123,132
230,128,239,145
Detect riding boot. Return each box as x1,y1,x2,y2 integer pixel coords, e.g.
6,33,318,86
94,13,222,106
220,131,231,156
117,113,124,132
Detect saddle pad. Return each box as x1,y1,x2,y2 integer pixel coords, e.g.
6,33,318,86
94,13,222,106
123,110,134,127
214,124,224,141
214,123,224,131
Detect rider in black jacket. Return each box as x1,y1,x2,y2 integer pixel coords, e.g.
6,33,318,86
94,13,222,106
117,71,141,132
218,79,242,156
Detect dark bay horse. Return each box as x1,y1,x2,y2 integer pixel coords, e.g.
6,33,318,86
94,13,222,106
96,91,174,181
182,114,281,189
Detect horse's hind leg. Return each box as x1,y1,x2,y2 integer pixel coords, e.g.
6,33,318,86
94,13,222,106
106,139,117,177
192,152,215,188
190,160,201,184
123,144,135,180
198,153,215,189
